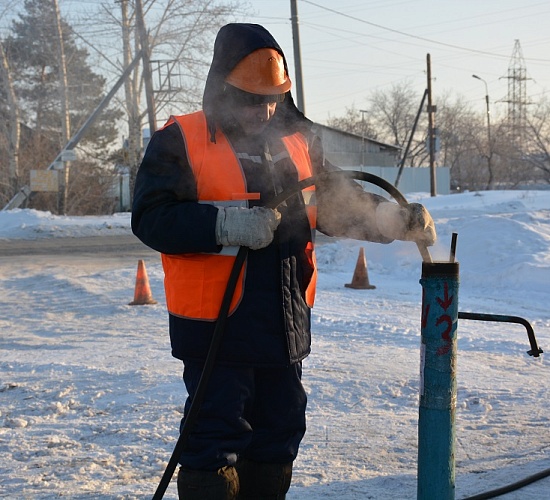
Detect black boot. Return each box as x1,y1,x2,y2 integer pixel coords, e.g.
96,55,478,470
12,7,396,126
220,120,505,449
177,466,239,499
235,459,292,499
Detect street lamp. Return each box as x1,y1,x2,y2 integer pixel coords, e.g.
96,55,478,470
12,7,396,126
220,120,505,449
360,109,368,166
472,74,493,188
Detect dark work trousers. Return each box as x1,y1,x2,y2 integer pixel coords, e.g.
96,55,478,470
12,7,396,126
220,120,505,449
178,361,307,471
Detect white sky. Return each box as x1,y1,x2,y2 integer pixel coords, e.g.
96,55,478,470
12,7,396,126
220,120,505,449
241,1,550,124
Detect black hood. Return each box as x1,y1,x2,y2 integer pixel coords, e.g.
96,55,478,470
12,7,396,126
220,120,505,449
203,23,312,141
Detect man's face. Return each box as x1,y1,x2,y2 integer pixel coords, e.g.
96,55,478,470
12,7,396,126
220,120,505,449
231,102,278,136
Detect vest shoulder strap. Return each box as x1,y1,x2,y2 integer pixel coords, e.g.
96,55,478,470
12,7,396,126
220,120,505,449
167,112,247,201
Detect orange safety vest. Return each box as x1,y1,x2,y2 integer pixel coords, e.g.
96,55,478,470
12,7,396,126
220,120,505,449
161,111,317,320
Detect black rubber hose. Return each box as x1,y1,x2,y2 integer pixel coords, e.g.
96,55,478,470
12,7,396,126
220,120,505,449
151,170,427,499
151,246,248,500
460,466,550,500
265,170,432,262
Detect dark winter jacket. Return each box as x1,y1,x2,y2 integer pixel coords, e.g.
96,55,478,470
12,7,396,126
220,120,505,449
131,23,391,367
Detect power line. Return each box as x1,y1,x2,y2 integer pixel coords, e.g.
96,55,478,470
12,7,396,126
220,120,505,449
301,0,550,63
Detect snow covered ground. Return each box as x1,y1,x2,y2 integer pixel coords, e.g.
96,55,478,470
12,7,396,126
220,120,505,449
1,189,549,499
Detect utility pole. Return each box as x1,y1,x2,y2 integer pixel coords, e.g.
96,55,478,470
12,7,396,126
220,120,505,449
426,54,437,197
290,0,305,114
395,89,428,189
135,0,157,133
472,74,493,189
360,109,368,166
53,0,71,214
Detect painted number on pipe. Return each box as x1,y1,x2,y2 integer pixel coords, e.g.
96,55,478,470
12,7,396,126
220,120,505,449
436,282,454,356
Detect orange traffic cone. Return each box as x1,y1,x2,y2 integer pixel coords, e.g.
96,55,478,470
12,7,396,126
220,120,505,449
129,259,158,305
345,247,376,290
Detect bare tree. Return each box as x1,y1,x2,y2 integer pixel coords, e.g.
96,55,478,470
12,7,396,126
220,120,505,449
326,83,429,168
120,0,142,179
324,85,550,191
435,93,491,190
0,39,20,199
368,83,423,148
326,105,378,140
72,0,246,192
522,96,550,183
0,1,21,201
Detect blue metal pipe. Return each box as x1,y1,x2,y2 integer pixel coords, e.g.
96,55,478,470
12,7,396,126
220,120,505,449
418,262,460,500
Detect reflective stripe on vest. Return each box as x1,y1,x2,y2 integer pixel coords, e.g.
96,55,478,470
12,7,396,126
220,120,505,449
161,111,317,320
281,133,317,307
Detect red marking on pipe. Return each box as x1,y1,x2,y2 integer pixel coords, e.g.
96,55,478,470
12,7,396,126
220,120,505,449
422,304,430,329
436,314,452,356
436,282,454,311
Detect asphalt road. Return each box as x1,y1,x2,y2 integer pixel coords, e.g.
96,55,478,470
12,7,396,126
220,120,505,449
0,232,335,270
0,234,161,271
0,234,155,257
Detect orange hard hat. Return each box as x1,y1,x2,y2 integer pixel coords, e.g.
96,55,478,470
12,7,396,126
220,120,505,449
225,48,292,95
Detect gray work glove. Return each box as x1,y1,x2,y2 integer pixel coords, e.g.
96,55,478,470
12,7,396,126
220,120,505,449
375,202,437,246
215,206,282,250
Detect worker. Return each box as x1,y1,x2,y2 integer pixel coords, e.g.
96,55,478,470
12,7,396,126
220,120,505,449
132,22,436,500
